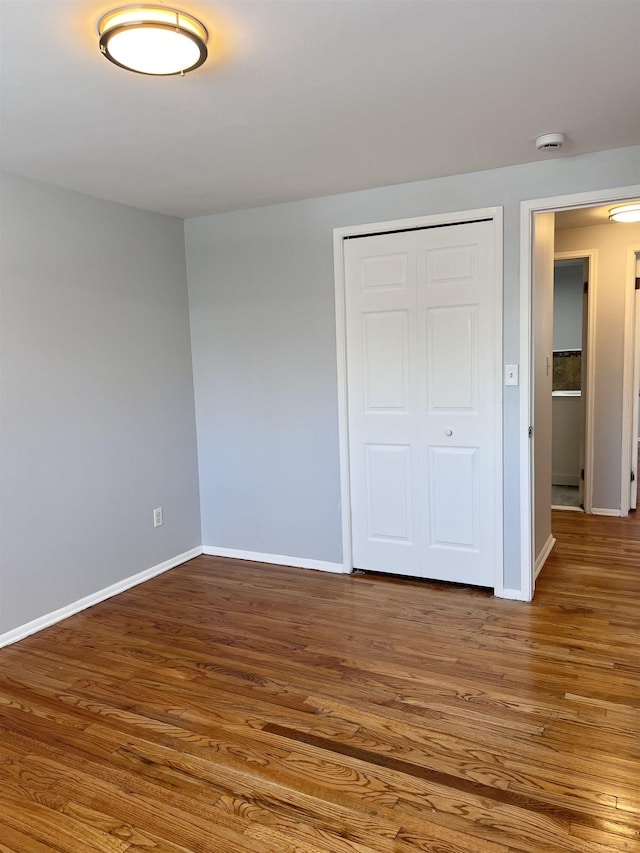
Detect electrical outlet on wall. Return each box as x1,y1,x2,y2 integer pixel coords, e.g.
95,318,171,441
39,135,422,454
153,507,163,528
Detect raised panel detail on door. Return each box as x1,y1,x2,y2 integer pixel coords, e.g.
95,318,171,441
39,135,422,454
362,310,409,411
345,229,420,576
344,218,499,587
427,447,479,549
365,444,412,542
361,253,408,292
426,305,478,412
426,244,478,286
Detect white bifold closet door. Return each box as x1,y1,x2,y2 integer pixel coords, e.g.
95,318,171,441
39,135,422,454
344,220,498,587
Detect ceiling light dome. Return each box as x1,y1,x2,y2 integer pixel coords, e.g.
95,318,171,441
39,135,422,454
98,6,208,76
609,203,640,223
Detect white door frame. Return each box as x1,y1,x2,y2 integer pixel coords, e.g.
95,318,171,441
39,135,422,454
520,185,640,600
334,206,504,593
553,249,596,514
621,245,640,514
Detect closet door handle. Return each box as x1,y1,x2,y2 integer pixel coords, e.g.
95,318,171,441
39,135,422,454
445,429,453,437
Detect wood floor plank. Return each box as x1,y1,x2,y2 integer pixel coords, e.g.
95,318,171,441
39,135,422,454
1,509,640,851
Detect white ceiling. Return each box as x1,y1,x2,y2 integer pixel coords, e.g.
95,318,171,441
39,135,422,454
556,202,640,230
1,0,639,219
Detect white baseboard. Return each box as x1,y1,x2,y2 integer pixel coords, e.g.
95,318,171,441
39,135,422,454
496,587,531,602
551,504,583,512
202,546,347,574
0,546,203,649
591,508,622,517
535,534,556,579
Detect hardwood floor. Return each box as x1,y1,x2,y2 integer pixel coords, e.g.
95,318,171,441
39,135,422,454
1,513,638,852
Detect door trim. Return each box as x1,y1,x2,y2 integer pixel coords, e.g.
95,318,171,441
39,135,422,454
553,249,596,515
520,185,640,601
621,245,640,515
333,207,504,593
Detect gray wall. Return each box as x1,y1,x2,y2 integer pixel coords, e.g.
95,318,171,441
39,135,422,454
553,262,584,351
0,172,201,634
185,145,640,593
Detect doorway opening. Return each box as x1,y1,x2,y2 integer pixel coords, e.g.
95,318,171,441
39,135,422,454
521,186,640,600
629,251,640,512
550,252,593,514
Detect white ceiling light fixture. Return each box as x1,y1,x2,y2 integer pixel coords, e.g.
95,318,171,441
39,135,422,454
609,203,640,223
98,6,208,76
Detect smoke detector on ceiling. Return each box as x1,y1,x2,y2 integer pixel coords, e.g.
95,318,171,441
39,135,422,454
535,132,566,151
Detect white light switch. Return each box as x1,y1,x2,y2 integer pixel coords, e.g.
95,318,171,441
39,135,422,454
504,364,519,386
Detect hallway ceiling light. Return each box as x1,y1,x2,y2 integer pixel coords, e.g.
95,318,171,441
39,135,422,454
609,203,640,223
98,6,208,76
